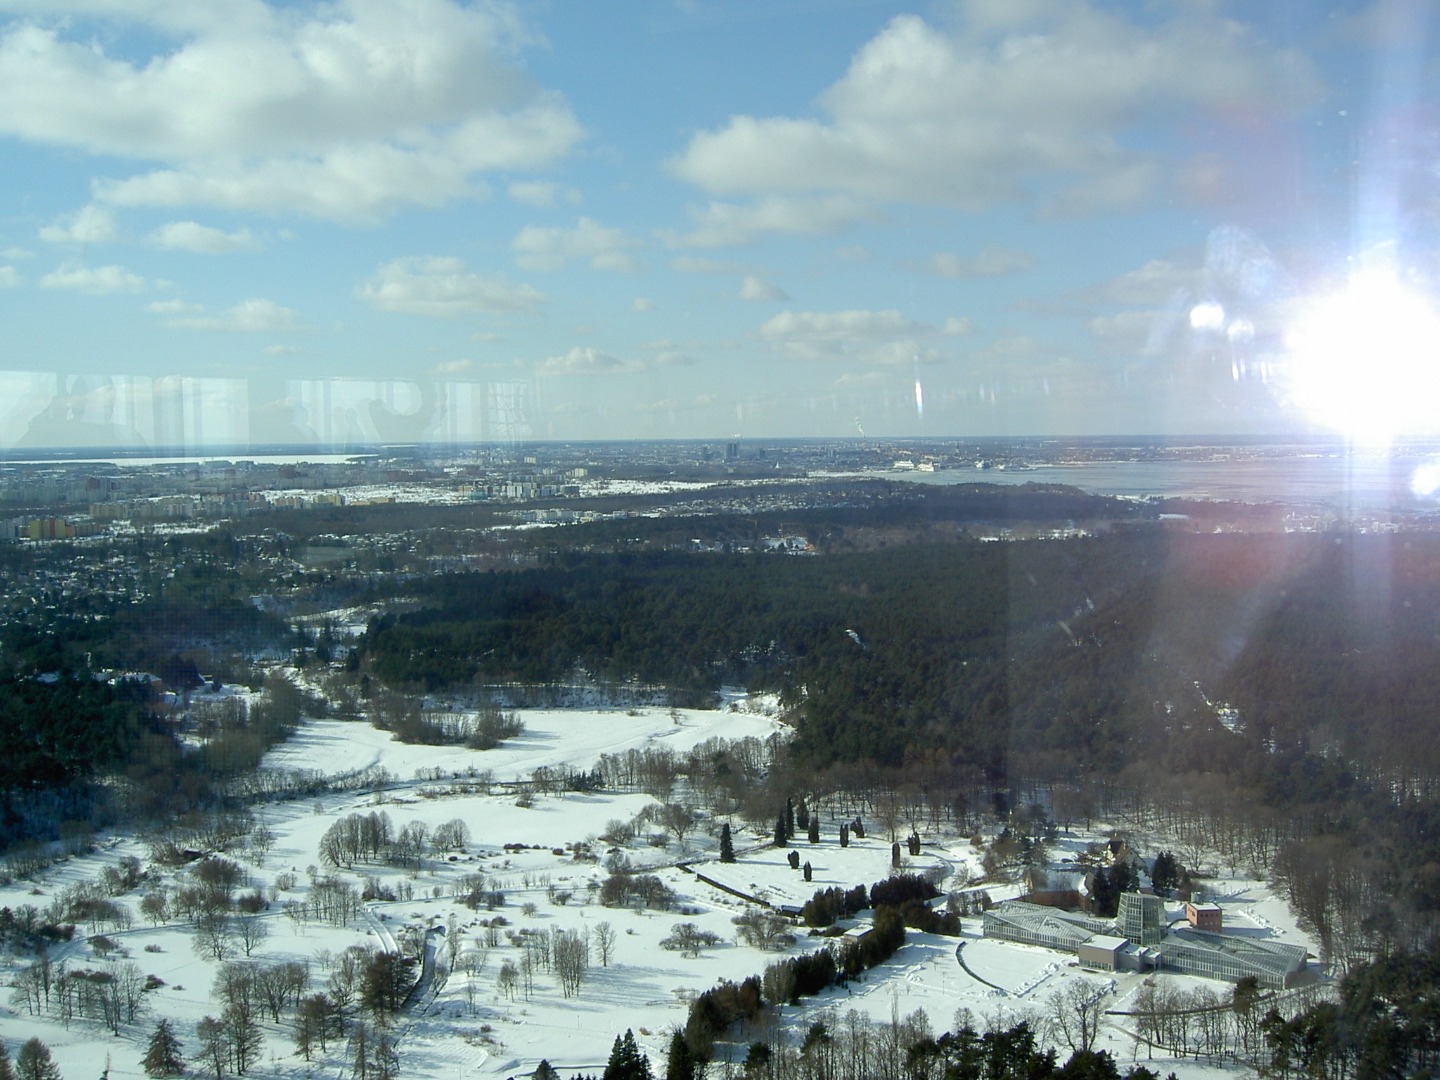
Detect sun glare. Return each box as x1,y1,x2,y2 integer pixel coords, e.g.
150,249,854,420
1285,271,1440,443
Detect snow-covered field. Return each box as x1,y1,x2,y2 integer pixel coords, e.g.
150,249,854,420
0,698,1320,1079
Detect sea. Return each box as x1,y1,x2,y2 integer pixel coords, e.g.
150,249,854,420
865,452,1440,515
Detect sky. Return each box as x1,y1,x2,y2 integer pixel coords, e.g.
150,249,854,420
0,0,1437,447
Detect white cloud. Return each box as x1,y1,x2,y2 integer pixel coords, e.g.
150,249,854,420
672,194,878,248
942,316,976,336
537,346,642,377
262,343,301,355
507,180,577,207
1,246,33,260
357,256,544,317
512,217,642,272
672,7,1317,214
0,2,582,223
1094,259,1195,306
148,298,202,315
739,276,788,302
165,297,298,332
758,308,949,366
645,338,698,366
0,266,21,288
926,246,1034,279
40,262,145,293
38,204,118,245
149,221,262,253
632,297,655,313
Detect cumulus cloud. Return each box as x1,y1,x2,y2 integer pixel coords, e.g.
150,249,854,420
672,6,1317,215
537,346,642,377
40,262,145,293
149,221,262,253
357,256,544,316
512,217,642,272
758,308,950,366
164,297,298,331
0,1,582,223
739,275,788,302
926,246,1034,279
38,204,119,245
672,194,878,247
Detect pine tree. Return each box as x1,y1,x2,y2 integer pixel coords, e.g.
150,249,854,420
142,1019,185,1078
603,1029,653,1080
14,1040,60,1080
664,1029,697,1080
719,822,735,863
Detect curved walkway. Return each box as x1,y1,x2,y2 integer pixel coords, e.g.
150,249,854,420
954,937,1009,994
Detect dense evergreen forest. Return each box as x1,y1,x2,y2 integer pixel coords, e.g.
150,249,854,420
357,528,1440,780
357,524,1440,959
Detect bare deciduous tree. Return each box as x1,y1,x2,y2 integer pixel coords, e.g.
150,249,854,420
593,920,617,967
1046,978,1108,1055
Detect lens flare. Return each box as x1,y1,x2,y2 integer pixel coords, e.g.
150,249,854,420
1285,270,1440,443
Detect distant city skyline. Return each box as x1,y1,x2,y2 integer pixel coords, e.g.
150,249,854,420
1,1,1436,446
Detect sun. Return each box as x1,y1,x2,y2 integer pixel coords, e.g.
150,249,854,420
1284,269,1440,444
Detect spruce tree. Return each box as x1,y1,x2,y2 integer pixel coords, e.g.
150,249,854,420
785,798,796,839
664,1029,697,1080
718,822,736,863
774,814,787,848
0,1041,14,1080
603,1029,653,1080
808,817,820,844
142,1019,185,1078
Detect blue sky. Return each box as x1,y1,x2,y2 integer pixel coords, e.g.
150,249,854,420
0,0,1436,447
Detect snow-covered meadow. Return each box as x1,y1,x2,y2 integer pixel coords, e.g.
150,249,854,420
0,696,1319,1079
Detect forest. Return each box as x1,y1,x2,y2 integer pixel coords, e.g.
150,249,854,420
356,525,1440,964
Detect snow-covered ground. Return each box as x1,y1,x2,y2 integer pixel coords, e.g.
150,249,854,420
0,700,1319,1079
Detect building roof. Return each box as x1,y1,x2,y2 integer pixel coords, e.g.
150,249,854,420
1083,934,1129,952
984,901,1116,946
1162,928,1307,978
